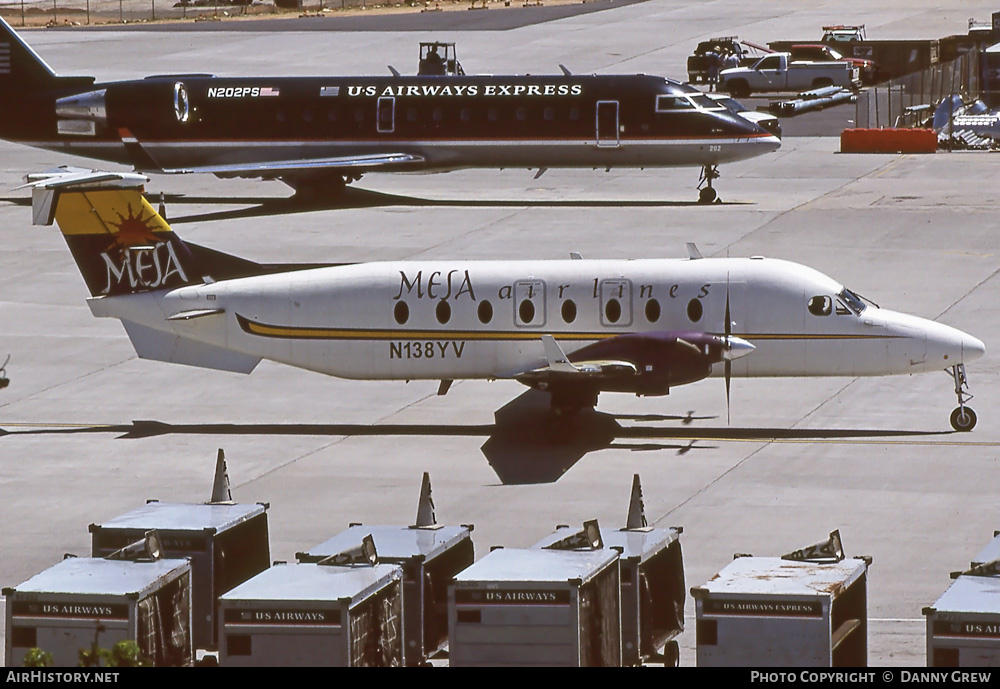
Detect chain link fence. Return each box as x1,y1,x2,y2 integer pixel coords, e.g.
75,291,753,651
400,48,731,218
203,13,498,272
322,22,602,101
0,0,437,25
854,51,982,129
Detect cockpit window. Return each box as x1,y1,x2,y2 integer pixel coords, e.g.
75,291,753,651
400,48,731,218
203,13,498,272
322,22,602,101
687,94,717,109
837,288,867,315
656,95,695,111
808,295,832,316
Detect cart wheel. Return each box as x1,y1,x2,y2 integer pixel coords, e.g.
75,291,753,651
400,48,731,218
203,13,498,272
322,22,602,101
663,640,679,667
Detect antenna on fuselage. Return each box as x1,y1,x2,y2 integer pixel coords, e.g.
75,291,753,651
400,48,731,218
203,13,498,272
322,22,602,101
559,64,572,76
388,65,401,77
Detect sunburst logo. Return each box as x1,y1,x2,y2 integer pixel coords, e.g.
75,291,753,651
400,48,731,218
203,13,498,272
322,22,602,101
105,204,162,256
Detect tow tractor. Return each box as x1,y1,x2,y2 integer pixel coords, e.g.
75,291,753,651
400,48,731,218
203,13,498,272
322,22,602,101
418,42,465,76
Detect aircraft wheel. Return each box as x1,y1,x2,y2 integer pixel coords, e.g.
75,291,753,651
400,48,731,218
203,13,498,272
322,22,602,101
950,407,977,432
662,640,679,667
698,186,718,204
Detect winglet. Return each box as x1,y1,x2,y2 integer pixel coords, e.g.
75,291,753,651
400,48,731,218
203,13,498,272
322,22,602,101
541,335,578,373
687,242,703,260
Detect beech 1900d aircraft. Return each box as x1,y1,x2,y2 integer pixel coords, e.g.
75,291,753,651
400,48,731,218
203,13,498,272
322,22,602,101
30,172,984,431
0,19,779,203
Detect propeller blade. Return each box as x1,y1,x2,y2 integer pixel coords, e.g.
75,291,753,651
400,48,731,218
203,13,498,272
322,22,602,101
725,276,731,424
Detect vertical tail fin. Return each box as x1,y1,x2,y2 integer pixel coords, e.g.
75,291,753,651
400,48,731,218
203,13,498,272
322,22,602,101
30,170,259,297
0,17,63,91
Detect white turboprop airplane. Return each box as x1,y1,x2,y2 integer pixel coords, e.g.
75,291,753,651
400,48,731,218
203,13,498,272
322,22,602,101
30,172,984,431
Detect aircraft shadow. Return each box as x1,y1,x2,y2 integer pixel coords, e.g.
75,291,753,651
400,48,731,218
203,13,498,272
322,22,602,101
153,187,746,224
0,390,948,485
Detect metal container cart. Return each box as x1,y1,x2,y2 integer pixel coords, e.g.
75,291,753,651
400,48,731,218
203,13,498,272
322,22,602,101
89,450,269,652
5,545,192,666
532,475,685,666
691,531,870,666
218,558,403,667
449,545,621,667
924,531,1000,666
297,472,474,666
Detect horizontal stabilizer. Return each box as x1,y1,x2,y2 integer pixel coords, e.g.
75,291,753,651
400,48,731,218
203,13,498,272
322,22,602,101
122,321,260,374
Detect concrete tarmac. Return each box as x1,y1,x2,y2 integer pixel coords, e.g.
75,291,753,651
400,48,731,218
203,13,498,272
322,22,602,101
1,0,999,667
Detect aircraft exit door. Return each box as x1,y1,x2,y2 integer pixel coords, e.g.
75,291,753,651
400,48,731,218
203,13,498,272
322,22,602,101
596,101,620,148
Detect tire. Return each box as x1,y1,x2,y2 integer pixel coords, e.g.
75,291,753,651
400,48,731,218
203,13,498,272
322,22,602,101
662,640,679,667
950,406,977,432
726,80,750,98
698,186,718,204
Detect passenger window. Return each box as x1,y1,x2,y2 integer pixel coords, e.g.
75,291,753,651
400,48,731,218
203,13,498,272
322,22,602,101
433,107,444,122
478,300,493,324
393,302,409,325
561,300,577,323
519,299,535,323
516,107,527,122
543,107,555,122
327,107,339,122
645,299,661,323
569,107,580,121
808,296,832,316
354,108,364,123
461,107,472,123
605,299,621,324
687,298,703,322
436,300,451,324
407,107,418,123
488,107,499,122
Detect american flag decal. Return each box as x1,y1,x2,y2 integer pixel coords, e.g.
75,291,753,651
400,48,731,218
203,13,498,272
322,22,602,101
0,42,10,75
259,87,280,97
320,86,340,97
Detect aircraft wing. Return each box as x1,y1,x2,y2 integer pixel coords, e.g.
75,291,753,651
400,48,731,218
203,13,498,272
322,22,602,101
514,335,640,390
156,152,426,177
513,331,755,400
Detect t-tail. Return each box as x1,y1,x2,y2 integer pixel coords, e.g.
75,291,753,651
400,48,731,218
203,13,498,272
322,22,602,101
29,170,262,297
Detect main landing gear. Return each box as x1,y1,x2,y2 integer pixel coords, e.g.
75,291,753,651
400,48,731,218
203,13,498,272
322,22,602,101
949,363,977,432
698,164,721,204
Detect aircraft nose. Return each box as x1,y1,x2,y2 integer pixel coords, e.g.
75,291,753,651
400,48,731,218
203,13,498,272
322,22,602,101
723,336,755,361
928,322,985,366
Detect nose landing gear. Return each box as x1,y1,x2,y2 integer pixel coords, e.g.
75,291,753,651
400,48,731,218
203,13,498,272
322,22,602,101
949,363,977,432
698,164,721,204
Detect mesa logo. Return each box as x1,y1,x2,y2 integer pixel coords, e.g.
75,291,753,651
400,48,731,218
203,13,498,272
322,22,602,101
207,86,280,99
98,204,189,295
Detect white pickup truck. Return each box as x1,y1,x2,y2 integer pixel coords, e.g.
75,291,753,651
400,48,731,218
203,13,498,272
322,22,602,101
719,52,860,97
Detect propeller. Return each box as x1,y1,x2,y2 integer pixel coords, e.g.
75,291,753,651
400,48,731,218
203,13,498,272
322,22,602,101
719,277,756,423
724,285,732,423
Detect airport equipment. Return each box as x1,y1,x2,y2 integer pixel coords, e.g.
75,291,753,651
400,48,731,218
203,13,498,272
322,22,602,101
449,542,621,666
924,531,1000,665
218,558,403,667
531,475,685,666
4,540,192,667
417,42,464,76
89,451,270,652
691,532,870,666
297,473,474,666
